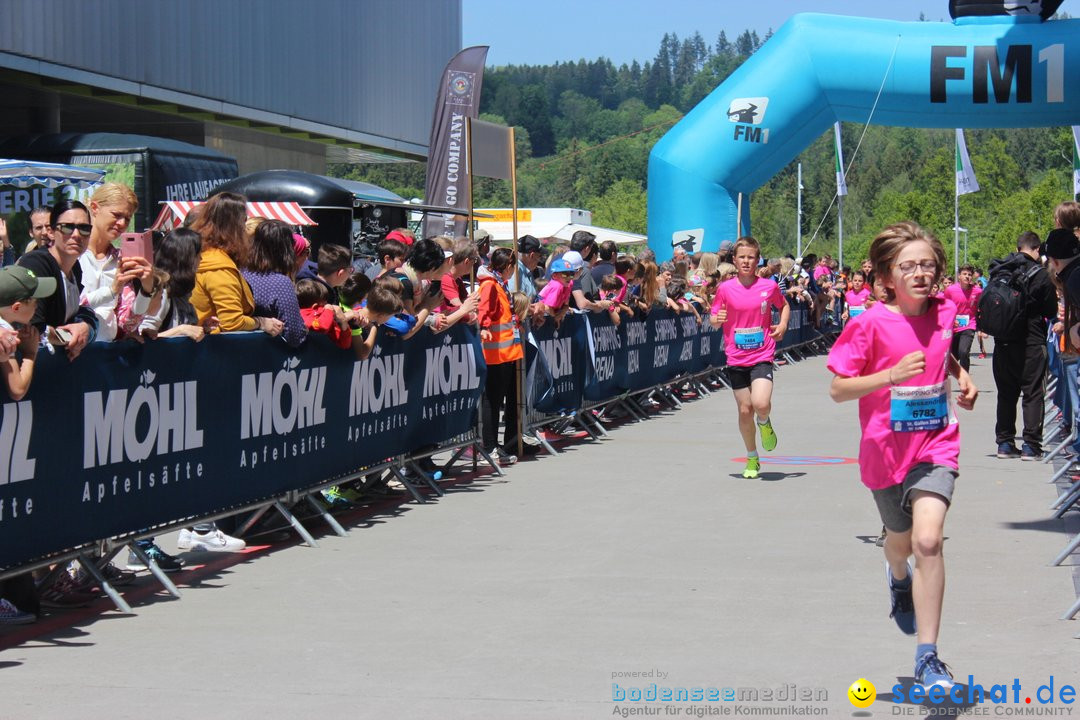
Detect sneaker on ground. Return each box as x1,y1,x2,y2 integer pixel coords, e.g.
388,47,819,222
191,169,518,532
100,562,137,586
758,419,777,452
875,526,887,548
38,575,97,609
886,559,916,635
0,597,36,624
996,442,1021,459
1020,443,1044,461
339,487,365,503
493,448,517,466
509,443,541,457
742,456,760,479
71,562,135,589
127,544,185,573
320,486,354,509
177,528,246,553
915,651,954,689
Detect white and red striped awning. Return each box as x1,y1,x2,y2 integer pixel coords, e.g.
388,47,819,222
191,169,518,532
151,200,318,231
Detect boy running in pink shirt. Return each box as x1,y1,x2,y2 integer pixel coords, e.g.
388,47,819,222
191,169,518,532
710,236,789,478
828,222,978,690
942,264,981,371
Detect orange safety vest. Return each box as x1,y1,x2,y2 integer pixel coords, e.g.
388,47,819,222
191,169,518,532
478,274,524,365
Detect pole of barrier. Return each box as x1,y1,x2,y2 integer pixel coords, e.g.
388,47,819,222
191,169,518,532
273,501,319,547
1047,459,1077,486
1044,427,1076,465
304,494,349,537
1051,485,1080,519
1060,594,1080,621
510,126,525,461
1051,532,1080,568
234,503,276,539
529,428,559,455
406,458,445,496
125,542,182,598
75,553,132,614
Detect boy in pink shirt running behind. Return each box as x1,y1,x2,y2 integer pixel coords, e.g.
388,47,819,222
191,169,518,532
710,236,789,478
828,221,978,691
942,264,981,371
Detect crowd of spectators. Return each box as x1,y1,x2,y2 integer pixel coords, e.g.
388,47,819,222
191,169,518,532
0,187,486,623
6,188,983,623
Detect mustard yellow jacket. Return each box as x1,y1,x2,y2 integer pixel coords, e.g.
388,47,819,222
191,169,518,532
192,247,257,332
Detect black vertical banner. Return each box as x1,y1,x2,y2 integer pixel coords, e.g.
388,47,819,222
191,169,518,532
422,46,489,239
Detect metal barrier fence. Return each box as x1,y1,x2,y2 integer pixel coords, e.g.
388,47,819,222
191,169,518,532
522,301,828,451
0,300,833,612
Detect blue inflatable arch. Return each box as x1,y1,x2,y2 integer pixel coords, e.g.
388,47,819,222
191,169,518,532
646,12,1080,261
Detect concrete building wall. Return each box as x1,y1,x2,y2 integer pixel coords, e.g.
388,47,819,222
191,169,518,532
0,0,461,158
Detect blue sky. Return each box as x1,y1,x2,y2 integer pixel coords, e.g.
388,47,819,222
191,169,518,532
463,0,951,67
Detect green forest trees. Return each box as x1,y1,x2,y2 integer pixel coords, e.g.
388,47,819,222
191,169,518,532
333,25,1077,270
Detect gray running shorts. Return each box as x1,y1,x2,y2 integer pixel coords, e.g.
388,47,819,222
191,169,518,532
871,463,956,533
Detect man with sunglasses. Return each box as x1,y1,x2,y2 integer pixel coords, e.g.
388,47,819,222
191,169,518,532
17,200,99,360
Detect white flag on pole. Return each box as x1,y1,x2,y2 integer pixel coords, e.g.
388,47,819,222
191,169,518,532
955,128,979,196
1071,126,1080,198
834,122,847,197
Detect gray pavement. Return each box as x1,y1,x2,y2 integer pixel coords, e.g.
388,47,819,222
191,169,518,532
0,352,1077,720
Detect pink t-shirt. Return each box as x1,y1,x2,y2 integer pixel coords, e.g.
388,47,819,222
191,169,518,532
827,298,961,491
845,288,871,319
943,283,981,331
538,277,572,310
599,274,628,303
711,276,786,367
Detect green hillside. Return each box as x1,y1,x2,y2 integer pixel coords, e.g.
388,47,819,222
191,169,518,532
333,25,1076,269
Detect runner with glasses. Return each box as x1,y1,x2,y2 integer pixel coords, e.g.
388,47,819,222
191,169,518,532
828,221,978,691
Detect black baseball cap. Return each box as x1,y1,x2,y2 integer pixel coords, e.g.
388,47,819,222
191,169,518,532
517,235,541,253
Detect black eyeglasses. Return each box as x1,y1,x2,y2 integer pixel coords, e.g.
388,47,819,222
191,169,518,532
54,222,93,235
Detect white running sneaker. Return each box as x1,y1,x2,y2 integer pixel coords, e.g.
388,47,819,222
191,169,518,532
176,528,246,553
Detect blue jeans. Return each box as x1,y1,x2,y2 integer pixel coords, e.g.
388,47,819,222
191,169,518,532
1063,358,1080,453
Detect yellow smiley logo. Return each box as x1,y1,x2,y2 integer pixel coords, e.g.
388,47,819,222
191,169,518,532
847,678,876,708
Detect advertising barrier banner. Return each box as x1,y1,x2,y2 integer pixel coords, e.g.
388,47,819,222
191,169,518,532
529,315,588,413
0,326,484,568
2,302,819,570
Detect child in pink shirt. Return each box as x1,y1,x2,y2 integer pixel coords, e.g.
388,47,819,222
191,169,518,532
942,264,982,370
842,271,872,322
709,236,789,478
537,258,575,326
827,221,977,692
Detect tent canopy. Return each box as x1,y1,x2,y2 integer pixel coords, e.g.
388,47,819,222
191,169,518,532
151,200,317,232
550,223,645,246
0,158,105,190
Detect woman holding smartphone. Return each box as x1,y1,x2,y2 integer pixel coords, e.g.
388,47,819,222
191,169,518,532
79,182,156,341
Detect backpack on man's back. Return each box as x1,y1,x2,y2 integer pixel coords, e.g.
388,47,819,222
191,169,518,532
976,255,1041,340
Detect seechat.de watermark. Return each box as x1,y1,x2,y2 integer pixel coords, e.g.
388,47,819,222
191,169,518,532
886,675,1076,716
